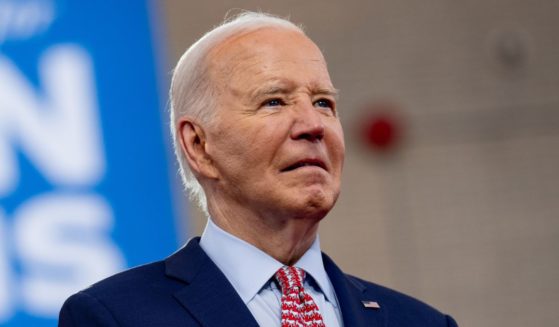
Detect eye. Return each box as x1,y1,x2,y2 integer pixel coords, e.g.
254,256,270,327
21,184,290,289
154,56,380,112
314,98,335,111
262,98,285,107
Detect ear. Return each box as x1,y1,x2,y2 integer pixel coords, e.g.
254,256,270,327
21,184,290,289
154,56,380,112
177,117,219,180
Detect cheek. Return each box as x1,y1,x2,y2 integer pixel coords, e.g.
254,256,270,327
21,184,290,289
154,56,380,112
245,120,290,154
328,125,346,165
212,123,283,169
207,127,247,173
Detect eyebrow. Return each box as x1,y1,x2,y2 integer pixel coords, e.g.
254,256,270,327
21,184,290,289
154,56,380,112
312,86,339,99
250,80,339,100
250,81,296,99
254,86,292,97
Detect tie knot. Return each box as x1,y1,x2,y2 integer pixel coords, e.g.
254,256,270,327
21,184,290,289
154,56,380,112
275,266,305,291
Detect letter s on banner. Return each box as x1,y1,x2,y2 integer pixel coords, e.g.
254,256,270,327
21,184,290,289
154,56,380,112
13,192,125,317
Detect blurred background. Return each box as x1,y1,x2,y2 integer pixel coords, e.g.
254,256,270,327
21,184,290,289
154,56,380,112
1,0,558,326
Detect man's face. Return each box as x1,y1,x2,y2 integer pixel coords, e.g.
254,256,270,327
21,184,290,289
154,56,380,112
204,27,345,220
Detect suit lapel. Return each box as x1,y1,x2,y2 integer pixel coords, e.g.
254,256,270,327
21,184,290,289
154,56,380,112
323,253,386,327
165,238,260,327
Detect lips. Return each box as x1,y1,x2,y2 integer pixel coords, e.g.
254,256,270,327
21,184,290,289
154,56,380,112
281,158,327,172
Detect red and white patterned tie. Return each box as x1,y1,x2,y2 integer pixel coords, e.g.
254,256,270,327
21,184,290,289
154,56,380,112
275,266,326,327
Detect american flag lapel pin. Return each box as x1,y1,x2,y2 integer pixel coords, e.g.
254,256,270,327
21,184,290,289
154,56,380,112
362,300,380,309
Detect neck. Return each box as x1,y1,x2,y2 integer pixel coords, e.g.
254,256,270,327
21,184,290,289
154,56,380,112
207,199,321,266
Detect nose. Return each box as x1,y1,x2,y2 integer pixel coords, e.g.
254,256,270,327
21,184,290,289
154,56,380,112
290,102,325,142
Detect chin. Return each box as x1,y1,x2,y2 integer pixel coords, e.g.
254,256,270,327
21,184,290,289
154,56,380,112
291,189,338,220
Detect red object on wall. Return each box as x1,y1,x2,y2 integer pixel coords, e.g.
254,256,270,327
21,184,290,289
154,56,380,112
360,104,402,152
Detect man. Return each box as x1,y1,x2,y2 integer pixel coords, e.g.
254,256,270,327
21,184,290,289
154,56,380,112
59,12,458,326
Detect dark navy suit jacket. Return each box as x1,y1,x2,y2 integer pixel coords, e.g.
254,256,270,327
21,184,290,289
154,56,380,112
59,237,458,326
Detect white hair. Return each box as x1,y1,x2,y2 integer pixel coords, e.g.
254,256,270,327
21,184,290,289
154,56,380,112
169,11,305,214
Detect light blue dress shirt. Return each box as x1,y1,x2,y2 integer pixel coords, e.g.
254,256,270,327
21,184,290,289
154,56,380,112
200,218,343,327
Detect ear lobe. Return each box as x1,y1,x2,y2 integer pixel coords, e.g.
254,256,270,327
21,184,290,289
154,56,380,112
177,118,219,179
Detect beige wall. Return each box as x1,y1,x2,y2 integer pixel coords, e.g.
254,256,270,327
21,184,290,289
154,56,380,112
161,1,559,326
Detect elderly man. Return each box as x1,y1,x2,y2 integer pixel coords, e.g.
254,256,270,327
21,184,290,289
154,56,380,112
59,12,457,327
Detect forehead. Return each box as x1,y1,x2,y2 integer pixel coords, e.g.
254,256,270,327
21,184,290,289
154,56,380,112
207,27,334,92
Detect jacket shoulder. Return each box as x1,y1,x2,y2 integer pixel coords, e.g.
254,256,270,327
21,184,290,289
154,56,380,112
59,260,191,326
79,260,171,298
345,274,458,326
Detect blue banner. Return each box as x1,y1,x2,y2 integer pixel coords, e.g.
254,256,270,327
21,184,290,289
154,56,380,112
0,1,180,325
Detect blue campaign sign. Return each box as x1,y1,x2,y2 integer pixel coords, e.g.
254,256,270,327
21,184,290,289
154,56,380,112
0,0,181,325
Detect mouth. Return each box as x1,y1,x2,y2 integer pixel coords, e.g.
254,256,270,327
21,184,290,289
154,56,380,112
281,158,327,172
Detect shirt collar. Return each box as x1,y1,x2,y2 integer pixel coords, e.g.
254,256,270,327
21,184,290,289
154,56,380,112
199,218,338,307
295,235,338,309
